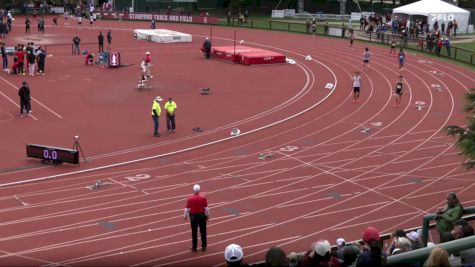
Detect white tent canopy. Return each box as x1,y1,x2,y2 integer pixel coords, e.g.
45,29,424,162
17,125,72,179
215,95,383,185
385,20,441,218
393,0,470,33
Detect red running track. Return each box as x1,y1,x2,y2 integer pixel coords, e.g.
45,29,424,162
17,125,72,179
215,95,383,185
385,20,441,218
0,17,474,266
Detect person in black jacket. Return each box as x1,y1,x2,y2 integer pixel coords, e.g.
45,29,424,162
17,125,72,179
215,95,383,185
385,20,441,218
25,17,31,34
98,32,104,53
18,81,31,116
36,47,46,74
106,30,112,49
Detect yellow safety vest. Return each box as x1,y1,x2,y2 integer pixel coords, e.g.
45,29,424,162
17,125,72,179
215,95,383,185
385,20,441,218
164,100,177,114
152,101,161,116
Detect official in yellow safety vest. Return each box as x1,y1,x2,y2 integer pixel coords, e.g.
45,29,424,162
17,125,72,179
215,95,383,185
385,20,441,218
152,96,162,137
164,97,177,133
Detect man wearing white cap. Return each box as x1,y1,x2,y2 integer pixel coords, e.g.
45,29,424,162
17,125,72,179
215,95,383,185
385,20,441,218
184,184,209,252
224,244,244,266
151,96,162,137
144,51,152,78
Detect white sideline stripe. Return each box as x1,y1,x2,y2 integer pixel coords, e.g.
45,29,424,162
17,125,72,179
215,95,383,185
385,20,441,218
331,211,421,231
0,90,38,120
41,221,274,267
231,175,316,189
0,59,336,188
303,201,390,219
0,76,62,118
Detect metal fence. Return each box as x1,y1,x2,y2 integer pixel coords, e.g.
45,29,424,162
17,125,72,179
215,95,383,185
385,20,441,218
221,18,475,66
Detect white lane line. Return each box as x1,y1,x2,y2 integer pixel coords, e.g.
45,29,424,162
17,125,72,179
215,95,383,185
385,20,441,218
303,201,391,219
0,90,38,120
277,193,353,208
0,76,62,118
330,211,421,231
404,187,465,199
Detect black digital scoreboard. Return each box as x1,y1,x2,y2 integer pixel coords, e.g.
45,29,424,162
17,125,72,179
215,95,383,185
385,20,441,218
26,144,79,164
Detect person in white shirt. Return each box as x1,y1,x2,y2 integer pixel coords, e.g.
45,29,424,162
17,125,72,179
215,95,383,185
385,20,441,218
352,71,361,103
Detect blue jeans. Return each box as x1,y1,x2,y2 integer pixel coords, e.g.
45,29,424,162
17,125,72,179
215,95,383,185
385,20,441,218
2,56,7,69
152,115,159,135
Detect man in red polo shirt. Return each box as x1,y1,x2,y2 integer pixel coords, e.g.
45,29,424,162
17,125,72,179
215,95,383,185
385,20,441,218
184,184,209,252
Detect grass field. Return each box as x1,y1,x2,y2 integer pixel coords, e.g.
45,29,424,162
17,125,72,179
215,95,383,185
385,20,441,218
453,41,475,51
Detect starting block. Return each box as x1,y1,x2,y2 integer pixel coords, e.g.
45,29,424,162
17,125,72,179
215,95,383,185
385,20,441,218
361,127,370,134
201,87,210,95
230,128,241,136
192,127,203,133
325,83,334,90
430,84,443,92
86,180,111,190
415,101,426,111
258,153,274,160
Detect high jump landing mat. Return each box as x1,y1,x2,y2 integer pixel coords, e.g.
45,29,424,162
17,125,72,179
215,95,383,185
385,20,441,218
212,46,286,65
133,29,192,43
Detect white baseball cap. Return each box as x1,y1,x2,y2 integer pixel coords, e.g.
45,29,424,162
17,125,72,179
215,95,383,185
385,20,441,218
155,96,163,102
193,184,200,193
314,240,331,256
224,244,243,262
336,238,346,246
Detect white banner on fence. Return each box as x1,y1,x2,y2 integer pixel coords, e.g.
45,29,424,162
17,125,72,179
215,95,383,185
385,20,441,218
328,28,343,37
284,9,295,17
271,10,285,18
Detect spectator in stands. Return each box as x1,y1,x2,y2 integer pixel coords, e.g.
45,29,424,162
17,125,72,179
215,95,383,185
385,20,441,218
336,238,346,261
436,192,464,243
301,240,340,267
436,38,443,57
423,246,450,267
288,252,302,267
225,244,245,267
340,245,360,267
444,38,451,58
311,19,317,35
406,231,424,250
454,220,475,266
356,226,386,267
265,246,289,266
384,229,407,255
391,237,412,256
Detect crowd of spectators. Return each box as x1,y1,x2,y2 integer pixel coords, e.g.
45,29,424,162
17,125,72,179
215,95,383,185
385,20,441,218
221,193,474,267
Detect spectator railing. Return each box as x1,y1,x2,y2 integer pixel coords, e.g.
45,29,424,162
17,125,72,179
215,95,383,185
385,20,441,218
421,206,475,246
249,206,475,266
219,18,475,66
386,235,475,265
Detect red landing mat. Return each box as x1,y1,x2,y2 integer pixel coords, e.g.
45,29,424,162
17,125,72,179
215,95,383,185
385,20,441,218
212,46,286,65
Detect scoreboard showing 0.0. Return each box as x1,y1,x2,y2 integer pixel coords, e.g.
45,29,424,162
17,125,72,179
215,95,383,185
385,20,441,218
26,144,80,164
43,149,58,160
